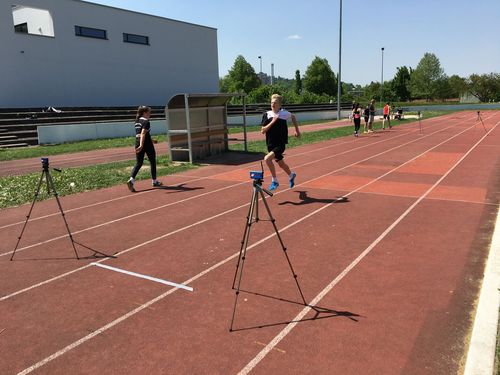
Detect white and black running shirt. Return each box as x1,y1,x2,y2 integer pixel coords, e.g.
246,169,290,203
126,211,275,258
134,117,153,147
261,109,292,146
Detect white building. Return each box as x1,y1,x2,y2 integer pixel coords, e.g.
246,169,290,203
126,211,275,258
1,0,219,108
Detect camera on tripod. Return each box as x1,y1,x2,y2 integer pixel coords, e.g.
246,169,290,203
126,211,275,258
41,157,49,170
249,171,263,181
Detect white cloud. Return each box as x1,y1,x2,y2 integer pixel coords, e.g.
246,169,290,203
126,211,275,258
287,34,302,40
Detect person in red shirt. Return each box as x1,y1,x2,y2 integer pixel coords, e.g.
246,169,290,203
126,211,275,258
382,102,392,130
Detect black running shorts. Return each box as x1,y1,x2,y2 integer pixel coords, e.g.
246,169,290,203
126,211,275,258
267,144,286,161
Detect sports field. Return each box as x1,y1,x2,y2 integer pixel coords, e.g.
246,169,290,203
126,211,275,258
0,111,499,374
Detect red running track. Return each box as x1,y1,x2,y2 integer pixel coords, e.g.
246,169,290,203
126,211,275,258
0,111,499,374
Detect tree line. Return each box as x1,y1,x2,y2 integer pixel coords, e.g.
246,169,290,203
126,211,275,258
219,53,500,104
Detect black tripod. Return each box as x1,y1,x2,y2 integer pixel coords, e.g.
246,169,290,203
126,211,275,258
418,111,423,134
230,177,307,331
10,158,112,261
475,111,487,133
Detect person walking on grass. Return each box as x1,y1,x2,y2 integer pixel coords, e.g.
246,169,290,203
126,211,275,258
126,105,162,192
363,105,370,133
260,94,301,191
352,102,361,137
382,102,392,130
368,99,376,132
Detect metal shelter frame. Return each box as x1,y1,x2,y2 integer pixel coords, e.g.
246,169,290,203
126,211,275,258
165,93,247,163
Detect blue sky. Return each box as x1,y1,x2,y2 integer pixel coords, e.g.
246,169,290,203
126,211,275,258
90,0,500,85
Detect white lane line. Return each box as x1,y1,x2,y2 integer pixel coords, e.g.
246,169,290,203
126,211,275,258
0,116,472,257
14,120,496,375
0,116,440,258
0,116,478,301
463,205,500,375
0,113,453,231
238,120,500,375
91,263,193,292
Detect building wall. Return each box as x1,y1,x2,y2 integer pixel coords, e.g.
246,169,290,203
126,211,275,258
1,0,219,108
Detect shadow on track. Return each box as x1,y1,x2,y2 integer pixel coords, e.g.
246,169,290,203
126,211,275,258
229,288,361,332
279,190,349,206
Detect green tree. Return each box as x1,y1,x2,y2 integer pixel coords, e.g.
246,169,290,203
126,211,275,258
303,57,337,96
435,76,453,100
409,53,445,100
362,81,381,103
381,79,396,102
466,73,500,102
220,55,261,94
448,75,467,98
247,84,284,104
294,70,302,95
391,66,411,101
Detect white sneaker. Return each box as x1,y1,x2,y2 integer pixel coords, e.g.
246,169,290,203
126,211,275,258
127,180,135,192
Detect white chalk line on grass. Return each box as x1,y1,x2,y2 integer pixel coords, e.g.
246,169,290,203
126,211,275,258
14,118,497,375
91,263,193,292
238,120,500,375
0,113,454,231
0,114,483,302
0,115,450,258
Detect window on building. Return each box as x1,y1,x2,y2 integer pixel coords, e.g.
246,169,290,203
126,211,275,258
75,26,107,40
12,4,55,37
14,22,28,33
123,33,149,45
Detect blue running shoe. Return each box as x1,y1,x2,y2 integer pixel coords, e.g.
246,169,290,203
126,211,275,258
269,181,279,191
289,172,297,188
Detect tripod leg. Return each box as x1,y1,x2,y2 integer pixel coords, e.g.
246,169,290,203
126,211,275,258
259,190,308,306
46,171,80,260
232,188,257,289
479,114,487,133
230,188,258,331
11,171,45,261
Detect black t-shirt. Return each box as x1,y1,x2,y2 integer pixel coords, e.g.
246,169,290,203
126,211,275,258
135,117,152,147
369,104,375,116
261,109,291,146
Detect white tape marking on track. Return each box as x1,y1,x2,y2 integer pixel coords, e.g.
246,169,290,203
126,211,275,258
91,263,193,292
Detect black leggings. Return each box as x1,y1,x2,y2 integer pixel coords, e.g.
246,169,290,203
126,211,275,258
131,144,157,180
354,118,361,133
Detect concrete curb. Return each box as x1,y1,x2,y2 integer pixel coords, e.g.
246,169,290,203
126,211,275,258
464,205,500,374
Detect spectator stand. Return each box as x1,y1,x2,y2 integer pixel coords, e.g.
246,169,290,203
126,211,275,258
165,93,247,163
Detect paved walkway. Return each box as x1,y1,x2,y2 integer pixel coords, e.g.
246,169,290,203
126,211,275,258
0,119,352,177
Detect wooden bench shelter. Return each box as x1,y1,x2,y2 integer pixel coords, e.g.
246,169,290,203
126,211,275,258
165,94,247,163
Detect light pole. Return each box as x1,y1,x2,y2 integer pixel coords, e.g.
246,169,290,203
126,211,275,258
380,47,384,103
337,0,342,120
271,63,274,85
258,56,262,81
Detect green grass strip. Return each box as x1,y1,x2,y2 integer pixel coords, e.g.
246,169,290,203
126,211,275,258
0,155,196,209
0,136,168,161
